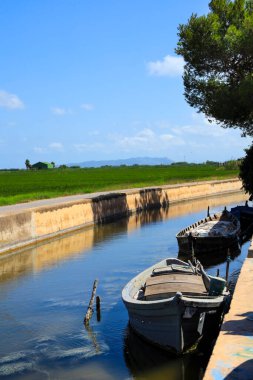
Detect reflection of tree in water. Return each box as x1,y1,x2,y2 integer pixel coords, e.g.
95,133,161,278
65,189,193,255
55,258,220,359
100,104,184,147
178,244,241,269
137,208,170,226
123,325,206,380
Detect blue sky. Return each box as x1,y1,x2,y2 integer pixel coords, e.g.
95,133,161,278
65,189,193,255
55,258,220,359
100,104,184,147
0,0,251,168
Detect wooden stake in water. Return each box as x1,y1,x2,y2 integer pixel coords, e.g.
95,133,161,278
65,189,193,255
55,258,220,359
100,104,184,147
96,296,101,322
226,249,231,283
84,279,98,326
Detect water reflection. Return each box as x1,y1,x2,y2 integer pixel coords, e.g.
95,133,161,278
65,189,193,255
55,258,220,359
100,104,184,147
178,245,241,268
0,191,247,284
166,191,247,219
124,326,204,380
0,191,250,380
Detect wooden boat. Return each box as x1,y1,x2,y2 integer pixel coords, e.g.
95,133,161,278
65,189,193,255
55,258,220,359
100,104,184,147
122,258,229,354
176,209,240,255
230,203,253,243
230,203,253,228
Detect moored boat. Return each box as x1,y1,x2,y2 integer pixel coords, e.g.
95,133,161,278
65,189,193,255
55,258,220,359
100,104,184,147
122,258,229,354
230,204,253,243
230,202,253,228
176,209,240,255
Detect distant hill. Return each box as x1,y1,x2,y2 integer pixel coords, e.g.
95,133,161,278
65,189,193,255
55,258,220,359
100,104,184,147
68,157,173,168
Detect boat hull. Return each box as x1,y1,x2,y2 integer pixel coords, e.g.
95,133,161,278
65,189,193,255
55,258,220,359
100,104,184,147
123,295,205,354
176,235,240,256
122,258,228,354
124,295,183,353
176,210,240,256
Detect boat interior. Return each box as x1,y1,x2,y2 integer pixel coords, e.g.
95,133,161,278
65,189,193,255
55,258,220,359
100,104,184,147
138,263,208,301
177,210,239,238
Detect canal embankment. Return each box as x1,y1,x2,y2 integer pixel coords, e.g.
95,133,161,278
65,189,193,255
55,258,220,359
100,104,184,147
0,178,243,256
204,240,253,380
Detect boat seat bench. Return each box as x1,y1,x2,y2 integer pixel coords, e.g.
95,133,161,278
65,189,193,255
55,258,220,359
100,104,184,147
144,273,207,300
152,264,194,276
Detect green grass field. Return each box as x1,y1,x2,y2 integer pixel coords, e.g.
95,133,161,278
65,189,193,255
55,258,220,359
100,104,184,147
0,164,239,206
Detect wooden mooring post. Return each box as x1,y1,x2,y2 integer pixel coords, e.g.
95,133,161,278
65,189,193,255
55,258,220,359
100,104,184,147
96,296,101,322
84,279,98,326
226,249,231,283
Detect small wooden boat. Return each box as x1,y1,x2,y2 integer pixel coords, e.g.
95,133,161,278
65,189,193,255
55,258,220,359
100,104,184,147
122,258,229,354
230,202,253,228
230,203,253,243
176,209,240,255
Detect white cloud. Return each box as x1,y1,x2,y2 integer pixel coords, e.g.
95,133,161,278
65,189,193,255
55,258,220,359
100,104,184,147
51,107,66,115
0,90,24,109
51,107,72,115
49,115,250,162
110,128,185,153
147,55,184,77
33,146,46,153
33,143,64,153
191,112,217,126
160,133,174,141
49,142,63,150
155,121,172,130
111,129,155,149
170,113,227,139
73,142,104,152
81,103,94,111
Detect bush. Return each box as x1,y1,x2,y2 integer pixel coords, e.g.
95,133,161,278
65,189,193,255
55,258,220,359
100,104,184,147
239,145,253,196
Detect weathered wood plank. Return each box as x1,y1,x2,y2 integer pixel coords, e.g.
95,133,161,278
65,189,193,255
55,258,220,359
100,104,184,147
144,273,206,298
147,274,202,286
145,283,206,297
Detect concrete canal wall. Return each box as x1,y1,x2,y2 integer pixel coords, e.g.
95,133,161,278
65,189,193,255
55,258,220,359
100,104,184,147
0,178,243,255
204,241,253,380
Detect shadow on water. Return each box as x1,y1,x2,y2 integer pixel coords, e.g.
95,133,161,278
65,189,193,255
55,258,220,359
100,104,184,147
223,359,253,380
124,325,205,380
178,245,241,268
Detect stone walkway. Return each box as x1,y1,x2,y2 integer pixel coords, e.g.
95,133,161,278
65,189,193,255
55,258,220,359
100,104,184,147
0,191,112,215
204,243,253,380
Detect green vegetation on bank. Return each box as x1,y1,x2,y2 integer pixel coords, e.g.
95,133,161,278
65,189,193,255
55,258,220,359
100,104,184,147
0,163,239,206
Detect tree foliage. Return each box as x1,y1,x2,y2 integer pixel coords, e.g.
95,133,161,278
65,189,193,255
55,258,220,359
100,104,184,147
25,159,31,170
176,0,253,137
239,143,253,195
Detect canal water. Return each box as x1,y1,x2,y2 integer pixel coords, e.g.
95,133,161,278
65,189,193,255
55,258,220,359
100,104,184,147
0,192,251,380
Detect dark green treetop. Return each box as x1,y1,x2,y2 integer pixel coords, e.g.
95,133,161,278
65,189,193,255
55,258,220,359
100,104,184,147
25,159,31,170
239,144,253,195
176,0,253,137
